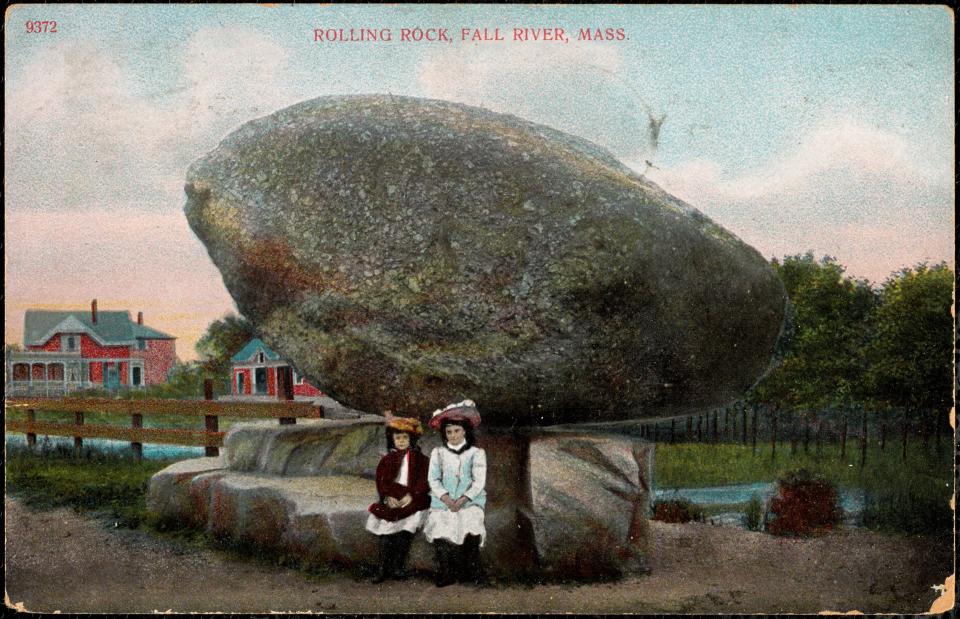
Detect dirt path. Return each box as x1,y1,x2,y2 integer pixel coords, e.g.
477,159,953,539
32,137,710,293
4,496,952,614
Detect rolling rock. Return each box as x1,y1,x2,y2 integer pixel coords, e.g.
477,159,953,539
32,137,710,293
184,95,788,424
146,419,654,580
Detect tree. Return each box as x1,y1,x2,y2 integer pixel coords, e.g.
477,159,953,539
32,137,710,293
749,253,878,410
194,314,258,395
864,262,953,415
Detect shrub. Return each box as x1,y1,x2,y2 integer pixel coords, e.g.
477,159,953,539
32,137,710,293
862,487,953,535
745,493,765,531
766,469,842,536
653,497,705,523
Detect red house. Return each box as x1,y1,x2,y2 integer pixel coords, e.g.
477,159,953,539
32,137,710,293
6,299,177,396
230,338,323,400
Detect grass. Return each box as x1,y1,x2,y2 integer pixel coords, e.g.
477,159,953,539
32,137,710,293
654,440,951,490
5,440,173,528
655,440,953,534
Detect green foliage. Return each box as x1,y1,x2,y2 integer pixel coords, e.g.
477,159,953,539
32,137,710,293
5,440,172,528
863,262,954,413
749,254,953,427
862,486,953,534
745,493,765,531
751,253,877,409
195,314,257,395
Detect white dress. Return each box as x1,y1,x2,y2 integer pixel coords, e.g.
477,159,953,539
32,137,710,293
422,443,487,546
364,453,427,535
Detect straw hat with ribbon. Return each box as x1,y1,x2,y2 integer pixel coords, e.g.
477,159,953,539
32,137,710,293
383,410,424,436
428,399,481,430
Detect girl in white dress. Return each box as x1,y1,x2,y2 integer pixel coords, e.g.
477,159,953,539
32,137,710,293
422,399,487,587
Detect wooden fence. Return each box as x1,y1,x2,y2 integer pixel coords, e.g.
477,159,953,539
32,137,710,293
5,393,323,460
631,403,948,467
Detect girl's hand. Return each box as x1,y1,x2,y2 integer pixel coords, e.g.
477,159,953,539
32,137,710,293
398,494,412,508
440,494,457,510
385,497,400,508
453,496,469,510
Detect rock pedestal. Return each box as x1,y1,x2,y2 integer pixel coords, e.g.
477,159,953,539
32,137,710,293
147,418,653,580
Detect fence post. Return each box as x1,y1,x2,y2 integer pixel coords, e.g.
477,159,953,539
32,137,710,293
935,409,942,451
697,415,703,442
770,408,777,461
724,408,730,440
670,419,676,444
26,408,37,448
840,419,847,461
74,411,84,456
790,418,797,455
204,379,219,457
686,416,693,441
279,389,296,425
751,406,758,455
859,406,867,470
131,412,143,462
901,414,908,462
742,404,748,445
712,411,718,443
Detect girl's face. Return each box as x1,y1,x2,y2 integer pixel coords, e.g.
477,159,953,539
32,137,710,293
445,424,466,444
393,432,410,450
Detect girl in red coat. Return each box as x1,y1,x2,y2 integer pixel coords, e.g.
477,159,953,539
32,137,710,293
365,414,430,582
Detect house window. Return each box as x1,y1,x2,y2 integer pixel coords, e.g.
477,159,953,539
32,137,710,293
137,339,147,351
132,366,143,386
61,335,78,352
258,352,265,364
293,371,304,385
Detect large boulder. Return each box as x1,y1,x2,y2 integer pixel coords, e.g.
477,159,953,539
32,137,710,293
184,95,788,424
147,419,653,580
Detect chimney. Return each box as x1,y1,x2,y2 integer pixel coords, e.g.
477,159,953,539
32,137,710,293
91,299,98,324
137,311,143,325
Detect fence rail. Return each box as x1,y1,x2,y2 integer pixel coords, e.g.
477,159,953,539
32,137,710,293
4,397,323,418
4,391,324,459
5,419,224,447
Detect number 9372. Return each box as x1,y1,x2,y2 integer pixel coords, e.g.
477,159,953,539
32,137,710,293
26,20,58,33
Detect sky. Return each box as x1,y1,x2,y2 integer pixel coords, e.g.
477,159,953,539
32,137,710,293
5,5,954,361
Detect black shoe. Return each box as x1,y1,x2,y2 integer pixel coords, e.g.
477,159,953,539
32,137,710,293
433,540,456,587
459,534,485,585
391,531,414,580
371,534,392,584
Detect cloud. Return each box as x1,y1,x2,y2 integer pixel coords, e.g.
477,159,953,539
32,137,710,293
416,41,654,157
3,26,297,357
5,27,299,215
637,117,954,282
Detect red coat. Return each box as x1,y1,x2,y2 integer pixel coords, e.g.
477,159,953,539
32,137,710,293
368,448,431,522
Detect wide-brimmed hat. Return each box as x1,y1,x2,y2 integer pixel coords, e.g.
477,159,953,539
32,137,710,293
384,411,423,436
428,399,481,430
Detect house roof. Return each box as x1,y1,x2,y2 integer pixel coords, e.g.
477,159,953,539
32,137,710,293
230,338,282,363
24,309,175,346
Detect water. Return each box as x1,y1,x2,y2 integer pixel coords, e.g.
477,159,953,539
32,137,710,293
655,482,867,528
655,482,775,505
5,434,204,460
